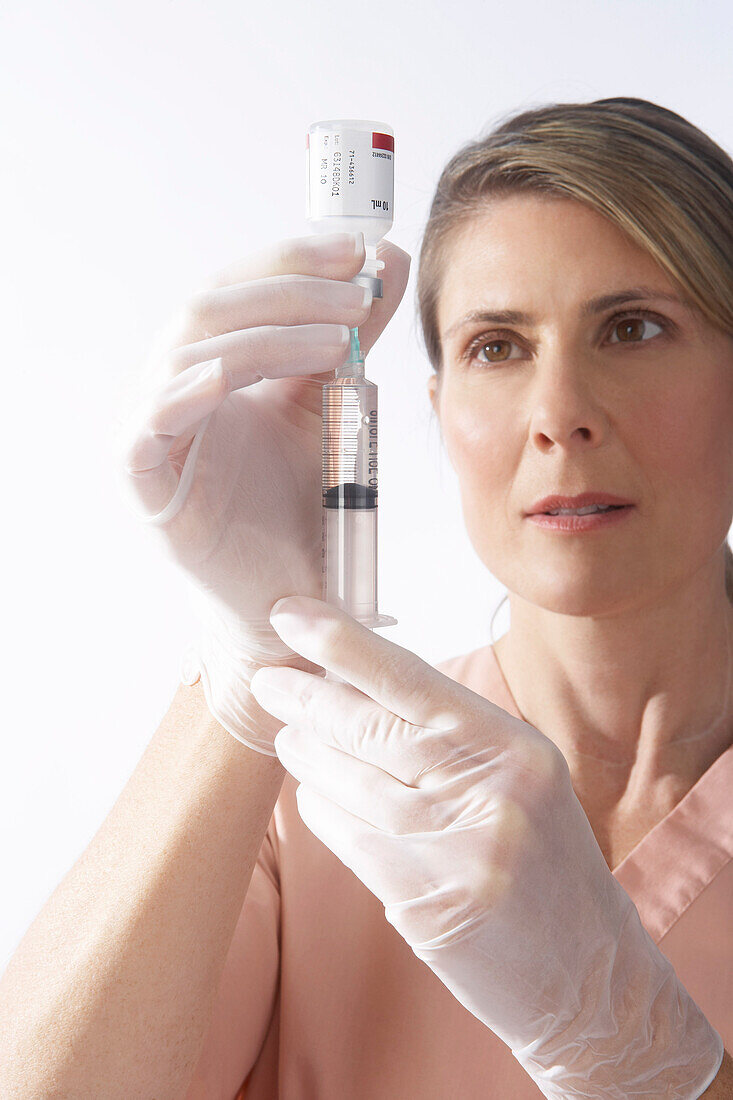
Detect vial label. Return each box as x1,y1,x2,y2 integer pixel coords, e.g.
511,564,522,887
306,128,394,221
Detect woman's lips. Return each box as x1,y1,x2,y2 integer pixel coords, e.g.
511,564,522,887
525,505,635,532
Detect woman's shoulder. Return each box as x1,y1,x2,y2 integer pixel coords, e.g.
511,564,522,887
433,643,490,681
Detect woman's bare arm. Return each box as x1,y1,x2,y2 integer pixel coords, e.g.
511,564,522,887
0,679,285,1099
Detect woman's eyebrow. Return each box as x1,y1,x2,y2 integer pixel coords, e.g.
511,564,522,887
442,286,685,341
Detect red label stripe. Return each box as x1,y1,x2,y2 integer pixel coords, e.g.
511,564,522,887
372,132,394,152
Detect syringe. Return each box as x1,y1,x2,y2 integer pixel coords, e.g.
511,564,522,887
305,119,398,681
321,324,397,629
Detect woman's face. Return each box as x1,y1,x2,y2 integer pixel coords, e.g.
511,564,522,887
429,194,733,615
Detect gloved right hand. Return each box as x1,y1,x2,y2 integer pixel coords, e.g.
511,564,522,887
115,231,411,754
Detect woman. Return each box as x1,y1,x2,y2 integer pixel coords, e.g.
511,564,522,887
0,98,731,1096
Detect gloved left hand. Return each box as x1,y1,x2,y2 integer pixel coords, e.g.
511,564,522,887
250,595,724,1099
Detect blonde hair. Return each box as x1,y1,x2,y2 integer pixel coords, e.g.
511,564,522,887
416,97,733,603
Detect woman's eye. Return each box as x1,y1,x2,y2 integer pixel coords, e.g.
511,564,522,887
607,315,665,344
463,336,524,364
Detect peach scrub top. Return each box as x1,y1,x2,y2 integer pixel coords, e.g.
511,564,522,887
186,642,733,1099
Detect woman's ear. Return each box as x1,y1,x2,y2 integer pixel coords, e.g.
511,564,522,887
427,373,440,418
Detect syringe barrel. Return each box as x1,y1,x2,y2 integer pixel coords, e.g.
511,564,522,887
322,375,382,624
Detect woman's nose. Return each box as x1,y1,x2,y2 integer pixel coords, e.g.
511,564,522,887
526,358,608,453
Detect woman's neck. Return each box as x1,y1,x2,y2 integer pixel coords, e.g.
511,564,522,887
491,560,733,858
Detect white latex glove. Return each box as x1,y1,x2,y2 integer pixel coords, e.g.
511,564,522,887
249,595,725,1099
114,233,410,754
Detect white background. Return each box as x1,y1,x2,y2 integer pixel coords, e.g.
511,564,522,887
1,0,731,966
